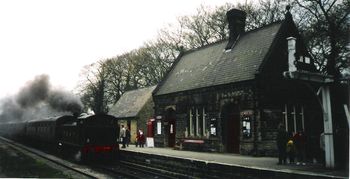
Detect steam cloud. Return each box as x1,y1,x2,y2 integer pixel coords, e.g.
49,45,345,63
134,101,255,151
0,74,83,122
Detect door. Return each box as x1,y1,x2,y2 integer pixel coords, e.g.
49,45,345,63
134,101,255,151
222,104,240,153
165,108,176,147
168,119,176,147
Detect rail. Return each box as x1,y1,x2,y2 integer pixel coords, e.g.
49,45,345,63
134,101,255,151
0,136,102,178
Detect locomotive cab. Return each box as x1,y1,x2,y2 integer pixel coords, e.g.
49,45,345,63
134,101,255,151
58,114,120,162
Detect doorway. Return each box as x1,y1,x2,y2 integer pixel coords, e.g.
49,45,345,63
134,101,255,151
165,108,176,147
221,103,240,153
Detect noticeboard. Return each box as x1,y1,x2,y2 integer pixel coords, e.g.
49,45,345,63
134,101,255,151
146,137,154,147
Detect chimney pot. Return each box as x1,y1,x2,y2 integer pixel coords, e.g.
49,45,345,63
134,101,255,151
225,9,246,50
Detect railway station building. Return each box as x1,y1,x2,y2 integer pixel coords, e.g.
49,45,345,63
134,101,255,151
109,86,156,144
152,7,349,167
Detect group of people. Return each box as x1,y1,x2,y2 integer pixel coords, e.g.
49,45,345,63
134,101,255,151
276,124,307,165
119,125,145,148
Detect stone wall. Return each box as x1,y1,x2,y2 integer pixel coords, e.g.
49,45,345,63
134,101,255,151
154,82,259,154
137,97,155,134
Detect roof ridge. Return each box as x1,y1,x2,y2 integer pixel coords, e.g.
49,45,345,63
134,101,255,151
183,20,284,55
124,85,156,94
244,20,283,35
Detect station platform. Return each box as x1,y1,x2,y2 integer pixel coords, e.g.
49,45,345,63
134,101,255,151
120,145,348,179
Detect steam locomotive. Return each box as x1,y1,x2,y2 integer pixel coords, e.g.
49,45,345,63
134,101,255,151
0,114,120,162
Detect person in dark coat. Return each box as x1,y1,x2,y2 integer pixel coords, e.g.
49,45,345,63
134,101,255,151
119,125,126,148
125,126,131,147
276,124,288,164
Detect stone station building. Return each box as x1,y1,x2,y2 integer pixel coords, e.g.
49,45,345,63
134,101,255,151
110,86,156,144
152,8,325,158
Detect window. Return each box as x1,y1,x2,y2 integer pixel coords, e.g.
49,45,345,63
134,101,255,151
196,108,200,136
304,57,310,64
202,108,207,137
188,107,207,137
282,104,305,133
157,121,162,135
170,124,174,134
210,118,217,136
189,109,194,136
242,115,252,138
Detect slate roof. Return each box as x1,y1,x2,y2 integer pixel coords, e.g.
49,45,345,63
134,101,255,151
155,22,283,96
109,86,156,118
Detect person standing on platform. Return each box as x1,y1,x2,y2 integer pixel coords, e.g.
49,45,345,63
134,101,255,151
286,135,296,164
276,124,288,165
136,129,145,147
120,125,126,148
125,126,131,147
293,131,306,165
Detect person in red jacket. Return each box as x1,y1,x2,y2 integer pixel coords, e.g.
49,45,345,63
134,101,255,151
293,131,307,165
136,129,145,147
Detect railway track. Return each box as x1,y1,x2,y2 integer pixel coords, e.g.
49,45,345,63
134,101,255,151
94,160,190,179
120,160,192,178
0,136,191,179
0,136,110,178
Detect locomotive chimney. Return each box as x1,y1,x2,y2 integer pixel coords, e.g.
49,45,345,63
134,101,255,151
225,9,246,50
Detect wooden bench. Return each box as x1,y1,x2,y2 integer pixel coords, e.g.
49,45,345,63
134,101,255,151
181,139,205,151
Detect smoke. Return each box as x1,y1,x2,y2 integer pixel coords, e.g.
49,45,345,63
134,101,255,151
0,74,83,122
16,75,50,108
48,90,83,114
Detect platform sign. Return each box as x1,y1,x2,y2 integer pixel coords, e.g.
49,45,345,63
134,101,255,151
146,137,154,147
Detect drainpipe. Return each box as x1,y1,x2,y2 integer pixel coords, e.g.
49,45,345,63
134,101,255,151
253,73,261,156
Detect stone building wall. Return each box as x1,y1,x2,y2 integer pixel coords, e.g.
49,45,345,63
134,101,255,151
154,82,260,154
137,97,155,134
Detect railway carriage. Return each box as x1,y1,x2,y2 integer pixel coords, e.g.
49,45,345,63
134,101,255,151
25,115,76,144
0,121,26,139
0,113,120,162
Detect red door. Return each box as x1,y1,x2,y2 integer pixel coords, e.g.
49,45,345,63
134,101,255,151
168,119,176,147
147,119,155,137
227,112,240,153
165,108,176,147
222,104,240,153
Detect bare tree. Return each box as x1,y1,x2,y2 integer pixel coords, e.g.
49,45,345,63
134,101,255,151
296,0,350,79
79,1,349,112
158,3,234,49
79,61,112,114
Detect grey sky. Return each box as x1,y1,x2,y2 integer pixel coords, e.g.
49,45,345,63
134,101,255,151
0,0,246,98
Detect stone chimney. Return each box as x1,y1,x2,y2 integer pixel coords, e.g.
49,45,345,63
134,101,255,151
287,37,297,72
225,9,246,50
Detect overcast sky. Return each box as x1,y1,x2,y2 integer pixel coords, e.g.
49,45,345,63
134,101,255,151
0,0,246,98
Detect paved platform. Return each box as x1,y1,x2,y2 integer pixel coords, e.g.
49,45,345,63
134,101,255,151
121,145,348,178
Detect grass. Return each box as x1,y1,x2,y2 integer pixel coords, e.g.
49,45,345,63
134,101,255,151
0,145,70,178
